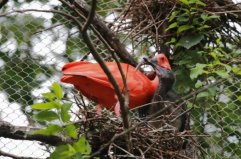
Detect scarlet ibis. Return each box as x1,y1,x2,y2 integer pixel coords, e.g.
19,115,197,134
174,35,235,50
61,54,171,115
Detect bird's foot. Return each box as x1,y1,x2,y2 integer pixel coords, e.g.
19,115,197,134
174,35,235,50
114,102,121,117
96,104,102,116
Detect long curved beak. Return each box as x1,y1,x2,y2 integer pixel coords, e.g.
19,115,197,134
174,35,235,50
143,57,167,76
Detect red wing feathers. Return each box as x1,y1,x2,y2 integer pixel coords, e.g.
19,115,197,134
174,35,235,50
61,61,158,110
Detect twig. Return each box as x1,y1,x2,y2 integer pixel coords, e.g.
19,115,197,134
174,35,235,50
33,23,63,35
0,9,77,19
81,0,96,33
112,143,135,157
205,9,241,14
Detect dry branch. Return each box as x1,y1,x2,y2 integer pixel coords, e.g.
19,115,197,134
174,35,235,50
0,149,42,159
74,0,138,66
0,121,72,146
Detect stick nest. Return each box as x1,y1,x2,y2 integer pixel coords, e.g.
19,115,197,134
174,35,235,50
75,104,195,158
116,0,241,45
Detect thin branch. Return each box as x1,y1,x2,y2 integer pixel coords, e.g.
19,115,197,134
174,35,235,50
90,26,131,128
33,23,63,35
81,0,97,32
0,9,78,20
205,9,241,14
78,0,132,151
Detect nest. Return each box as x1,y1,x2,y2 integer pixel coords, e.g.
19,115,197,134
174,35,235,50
122,0,176,35
74,99,195,158
116,0,241,47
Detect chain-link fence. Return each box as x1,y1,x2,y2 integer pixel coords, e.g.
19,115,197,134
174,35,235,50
0,0,241,158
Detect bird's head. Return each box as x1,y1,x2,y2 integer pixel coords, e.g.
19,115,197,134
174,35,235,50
144,53,174,84
150,53,171,71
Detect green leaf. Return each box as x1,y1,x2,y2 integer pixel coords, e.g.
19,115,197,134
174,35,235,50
165,22,178,31
179,0,189,5
197,91,209,98
201,13,219,21
223,64,232,72
190,63,206,79
201,13,209,21
198,25,211,30
42,92,56,101
208,15,220,19
232,67,241,75
176,15,189,22
73,136,91,155
32,102,57,110
178,34,204,49
165,37,176,45
33,125,62,136
195,0,206,6
168,11,178,22
195,80,202,88
215,70,229,78
53,101,63,109
34,110,59,122
61,103,71,122
52,82,63,99
207,86,217,96
65,124,78,139
177,25,193,33
50,144,76,159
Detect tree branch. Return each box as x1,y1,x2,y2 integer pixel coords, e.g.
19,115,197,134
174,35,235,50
0,121,71,146
0,0,8,9
0,149,42,159
74,0,138,66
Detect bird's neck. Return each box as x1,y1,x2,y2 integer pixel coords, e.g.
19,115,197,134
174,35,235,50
151,75,159,92
154,72,175,99
154,79,169,99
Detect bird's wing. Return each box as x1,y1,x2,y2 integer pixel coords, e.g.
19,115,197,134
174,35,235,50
61,61,156,109
62,74,117,110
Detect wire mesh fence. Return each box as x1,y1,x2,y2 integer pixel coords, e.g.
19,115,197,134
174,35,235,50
0,0,241,158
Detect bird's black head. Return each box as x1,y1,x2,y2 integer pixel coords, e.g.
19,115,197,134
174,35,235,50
155,65,175,90
144,55,175,90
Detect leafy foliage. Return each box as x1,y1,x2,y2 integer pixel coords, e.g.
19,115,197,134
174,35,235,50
31,82,92,159
163,0,241,158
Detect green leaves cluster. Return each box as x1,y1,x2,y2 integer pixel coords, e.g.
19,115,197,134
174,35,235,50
31,82,92,159
50,136,92,159
163,1,241,157
166,0,219,49
164,0,241,95
32,82,70,125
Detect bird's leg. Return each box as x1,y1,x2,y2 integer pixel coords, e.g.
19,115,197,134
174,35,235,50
96,104,103,116
114,101,121,117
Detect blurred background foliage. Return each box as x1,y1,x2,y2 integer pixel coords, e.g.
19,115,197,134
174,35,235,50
0,0,241,158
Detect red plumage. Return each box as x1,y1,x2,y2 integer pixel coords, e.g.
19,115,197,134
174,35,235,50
61,54,171,112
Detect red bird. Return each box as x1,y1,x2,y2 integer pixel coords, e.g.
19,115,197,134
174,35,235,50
61,54,171,115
